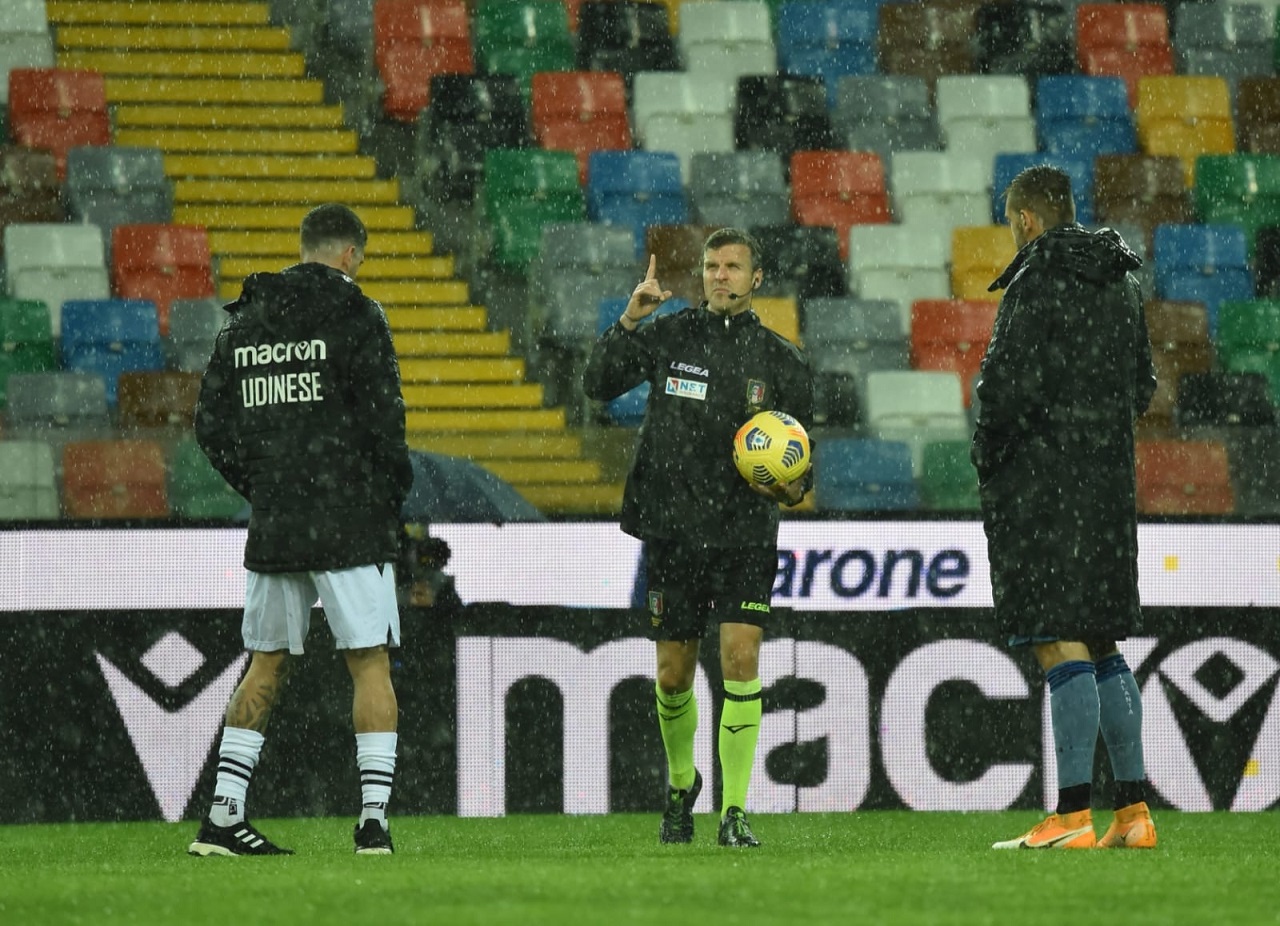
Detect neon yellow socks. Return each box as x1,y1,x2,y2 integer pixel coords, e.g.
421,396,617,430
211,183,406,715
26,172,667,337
656,683,698,791
718,678,762,816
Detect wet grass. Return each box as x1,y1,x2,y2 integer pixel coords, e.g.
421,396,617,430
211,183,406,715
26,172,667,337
1,811,1277,925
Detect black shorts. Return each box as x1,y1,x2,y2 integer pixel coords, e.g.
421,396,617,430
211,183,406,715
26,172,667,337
641,541,777,641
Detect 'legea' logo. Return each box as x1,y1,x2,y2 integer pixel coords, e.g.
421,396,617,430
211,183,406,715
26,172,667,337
96,633,248,822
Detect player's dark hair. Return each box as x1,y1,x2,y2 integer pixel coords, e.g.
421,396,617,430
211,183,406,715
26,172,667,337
1004,166,1076,227
300,203,367,254
704,227,763,272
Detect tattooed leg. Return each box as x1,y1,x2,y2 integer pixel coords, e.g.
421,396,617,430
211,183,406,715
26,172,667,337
225,650,292,733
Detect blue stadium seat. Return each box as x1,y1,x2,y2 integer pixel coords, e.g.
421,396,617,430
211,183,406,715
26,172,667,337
776,1,878,107
1153,223,1254,335
1035,75,1136,160
59,299,164,404
814,438,919,512
586,151,688,255
990,152,1095,224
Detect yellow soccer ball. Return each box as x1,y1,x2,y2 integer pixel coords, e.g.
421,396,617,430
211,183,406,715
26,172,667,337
732,410,810,487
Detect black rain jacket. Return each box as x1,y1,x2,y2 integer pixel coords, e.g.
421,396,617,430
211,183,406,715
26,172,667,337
583,304,814,547
195,263,413,573
972,224,1157,641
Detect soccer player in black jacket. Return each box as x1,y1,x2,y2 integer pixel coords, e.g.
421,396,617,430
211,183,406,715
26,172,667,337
583,227,814,848
188,204,413,857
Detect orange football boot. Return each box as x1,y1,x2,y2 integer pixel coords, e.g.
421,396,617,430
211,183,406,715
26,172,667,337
1096,801,1158,849
992,809,1096,849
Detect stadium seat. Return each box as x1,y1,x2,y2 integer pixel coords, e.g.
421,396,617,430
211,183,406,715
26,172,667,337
920,438,980,510
790,151,890,261
168,436,247,520
1076,4,1174,107
7,68,110,179
62,438,169,520
1140,299,1214,433
1134,439,1234,515
531,71,632,184
803,296,909,384
990,153,1095,225
0,439,58,520
678,0,777,84
4,370,111,449
166,297,226,372
1035,76,1137,160
888,151,989,237
1174,371,1275,430
1227,427,1280,516
483,149,586,272
1173,3,1273,89
531,221,638,345
951,226,1017,302
3,222,110,335
878,0,978,92
631,71,736,183
116,369,202,432
1193,154,1280,251
814,437,919,511
846,224,951,332
1152,223,1253,334
59,299,165,405
415,74,530,202
863,369,969,475
1237,77,1280,154
373,0,474,123
973,0,1073,80
1217,298,1280,403
586,150,686,252
1136,76,1235,186
689,151,790,228
0,21,54,107
831,75,942,164
472,0,575,97
748,223,846,300
645,223,716,307
909,299,998,405
0,146,63,250
735,75,839,166
0,297,54,407
64,146,175,237
576,0,679,83
1254,227,1280,298
777,0,877,106
935,75,1036,180
111,225,216,335
1094,155,1194,247
752,295,801,345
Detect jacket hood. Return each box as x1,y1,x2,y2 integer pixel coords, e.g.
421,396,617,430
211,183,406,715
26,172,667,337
990,224,1142,292
223,262,361,339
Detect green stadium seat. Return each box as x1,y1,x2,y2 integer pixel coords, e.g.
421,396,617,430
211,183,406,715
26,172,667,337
1194,154,1280,251
168,437,246,520
920,439,979,511
1216,299,1280,402
0,298,55,407
473,0,575,98
482,149,585,272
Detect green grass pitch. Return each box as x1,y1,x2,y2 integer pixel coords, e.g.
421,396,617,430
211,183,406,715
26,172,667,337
2,812,1277,925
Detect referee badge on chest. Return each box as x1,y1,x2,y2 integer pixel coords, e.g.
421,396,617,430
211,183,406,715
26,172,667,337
747,379,767,407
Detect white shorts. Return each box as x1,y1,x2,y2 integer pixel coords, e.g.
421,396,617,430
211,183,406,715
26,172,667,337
242,563,400,655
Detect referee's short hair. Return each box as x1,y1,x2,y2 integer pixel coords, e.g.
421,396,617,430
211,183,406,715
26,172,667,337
704,227,763,272
300,203,367,254
1004,166,1076,227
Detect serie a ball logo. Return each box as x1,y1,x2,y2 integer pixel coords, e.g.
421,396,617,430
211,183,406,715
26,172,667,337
732,410,811,486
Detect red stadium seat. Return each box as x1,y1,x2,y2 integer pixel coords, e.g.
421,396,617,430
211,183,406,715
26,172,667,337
909,299,997,405
1135,439,1234,515
1076,5,1174,107
789,150,890,261
532,71,632,183
111,224,215,336
7,68,110,180
61,439,169,519
374,0,473,122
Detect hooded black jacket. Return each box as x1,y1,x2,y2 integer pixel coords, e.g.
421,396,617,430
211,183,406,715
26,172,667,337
972,224,1157,640
583,304,814,547
195,262,414,573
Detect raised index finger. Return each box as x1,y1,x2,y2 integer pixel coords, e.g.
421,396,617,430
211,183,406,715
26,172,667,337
645,253,657,281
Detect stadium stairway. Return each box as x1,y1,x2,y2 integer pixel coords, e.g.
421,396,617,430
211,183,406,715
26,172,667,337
45,0,625,516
